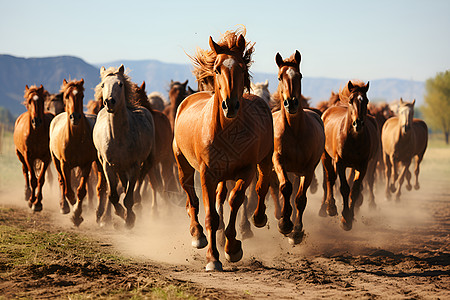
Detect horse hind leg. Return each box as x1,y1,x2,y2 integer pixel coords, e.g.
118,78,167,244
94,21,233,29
405,169,413,191
320,152,338,217
413,154,424,190
94,161,107,224
337,162,352,231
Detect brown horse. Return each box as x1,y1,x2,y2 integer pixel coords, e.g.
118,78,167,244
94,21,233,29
13,84,54,211
44,91,65,116
271,51,325,244
133,81,180,207
147,91,166,112
49,79,106,226
319,80,379,230
173,29,273,271
86,98,104,115
163,80,188,128
93,65,156,228
381,98,428,201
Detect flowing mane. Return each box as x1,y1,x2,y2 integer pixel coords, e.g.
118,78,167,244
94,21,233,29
339,79,367,103
189,27,254,92
94,66,138,109
23,85,46,107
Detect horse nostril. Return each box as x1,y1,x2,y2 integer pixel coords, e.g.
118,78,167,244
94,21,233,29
293,98,299,106
111,98,116,105
222,101,228,110
284,100,289,107
235,101,240,110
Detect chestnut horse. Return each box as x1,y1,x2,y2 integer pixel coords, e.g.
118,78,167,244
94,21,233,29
174,29,273,271
319,80,379,230
381,98,428,201
14,84,53,211
49,79,106,226
163,80,188,128
93,65,156,228
271,51,325,244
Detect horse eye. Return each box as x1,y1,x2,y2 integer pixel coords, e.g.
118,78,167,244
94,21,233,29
118,82,123,87
278,76,282,81
214,68,220,75
101,83,104,88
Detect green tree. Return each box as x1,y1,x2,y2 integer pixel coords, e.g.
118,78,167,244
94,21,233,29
423,70,450,144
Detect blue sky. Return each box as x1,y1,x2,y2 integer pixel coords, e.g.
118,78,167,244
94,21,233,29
1,0,449,81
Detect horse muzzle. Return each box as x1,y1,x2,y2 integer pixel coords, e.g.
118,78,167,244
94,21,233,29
222,99,240,119
283,97,299,114
31,117,42,129
352,119,364,132
104,97,116,113
69,112,82,126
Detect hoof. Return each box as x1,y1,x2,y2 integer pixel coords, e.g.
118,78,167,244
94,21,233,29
278,217,293,235
288,229,304,245
125,211,136,229
340,217,353,231
369,201,377,210
389,184,396,193
192,235,208,249
32,202,42,212
252,213,267,228
318,206,328,217
327,204,338,217
240,228,254,240
71,215,84,227
114,204,125,219
60,202,70,214
205,261,223,272
414,184,420,190
225,246,243,263
406,183,412,191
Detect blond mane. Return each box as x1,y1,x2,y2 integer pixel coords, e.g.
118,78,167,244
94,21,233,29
189,27,255,93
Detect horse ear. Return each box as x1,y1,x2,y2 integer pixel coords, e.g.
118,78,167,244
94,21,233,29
183,79,188,87
412,99,416,106
294,50,301,65
264,79,268,86
237,34,246,53
400,97,403,104
118,64,125,75
80,78,84,85
347,80,354,91
275,53,284,68
25,85,29,91
63,79,68,85
364,81,370,93
100,66,106,75
141,81,145,90
209,36,222,54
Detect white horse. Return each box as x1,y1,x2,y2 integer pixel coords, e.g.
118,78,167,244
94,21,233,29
93,65,156,228
251,80,271,105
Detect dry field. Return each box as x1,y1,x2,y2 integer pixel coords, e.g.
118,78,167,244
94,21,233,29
1,131,449,299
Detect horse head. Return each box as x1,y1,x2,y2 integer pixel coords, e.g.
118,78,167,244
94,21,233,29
45,92,64,116
345,80,370,133
210,35,247,119
398,98,415,134
169,79,188,108
275,51,302,114
99,64,126,113
24,84,46,129
61,78,84,126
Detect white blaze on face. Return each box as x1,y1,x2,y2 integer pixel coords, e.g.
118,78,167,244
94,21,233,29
72,89,78,96
286,68,296,79
32,95,39,101
222,58,236,70
357,95,363,102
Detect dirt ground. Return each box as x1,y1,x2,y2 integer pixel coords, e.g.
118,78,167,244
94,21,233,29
0,146,449,299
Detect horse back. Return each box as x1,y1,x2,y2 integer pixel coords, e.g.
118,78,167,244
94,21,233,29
413,119,428,156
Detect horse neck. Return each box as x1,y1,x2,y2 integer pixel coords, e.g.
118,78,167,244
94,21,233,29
107,105,129,138
281,101,305,130
211,93,234,132
66,112,88,137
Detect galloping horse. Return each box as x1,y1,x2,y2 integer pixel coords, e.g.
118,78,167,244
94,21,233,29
173,29,273,271
133,81,179,207
14,84,53,211
319,80,379,230
44,91,64,116
381,98,428,201
93,65,156,228
49,79,106,226
270,51,325,244
163,80,188,128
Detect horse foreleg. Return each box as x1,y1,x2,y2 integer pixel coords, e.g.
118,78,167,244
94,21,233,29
225,173,253,264
336,162,351,231
395,161,411,202
61,162,76,206
102,163,124,225
16,151,31,202
365,158,377,210
320,152,337,217
94,160,107,224
384,153,392,200
405,169,413,191
33,158,50,212
71,164,91,227
273,154,293,235
215,181,227,248
414,154,424,190
148,165,164,213
290,172,313,245
391,158,398,193
253,153,272,229
200,168,221,271
174,150,206,250
24,153,37,208
269,170,282,220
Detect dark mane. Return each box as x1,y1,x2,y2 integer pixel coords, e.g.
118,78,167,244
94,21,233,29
132,82,153,112
189,27,254,93
339,80,367,103
23,85,46,107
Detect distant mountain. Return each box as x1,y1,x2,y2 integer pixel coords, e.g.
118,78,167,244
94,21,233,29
0,55,425,117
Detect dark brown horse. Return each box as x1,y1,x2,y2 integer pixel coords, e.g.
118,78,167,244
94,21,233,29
13,85,53,211
49,79,106,226
163,80,188,128
173,29,273,271
133,81,180,208
319,80,379,230
381,98,428,201
271,51,325,244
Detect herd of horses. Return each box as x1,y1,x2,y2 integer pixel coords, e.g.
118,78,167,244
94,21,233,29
13,28,428,271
